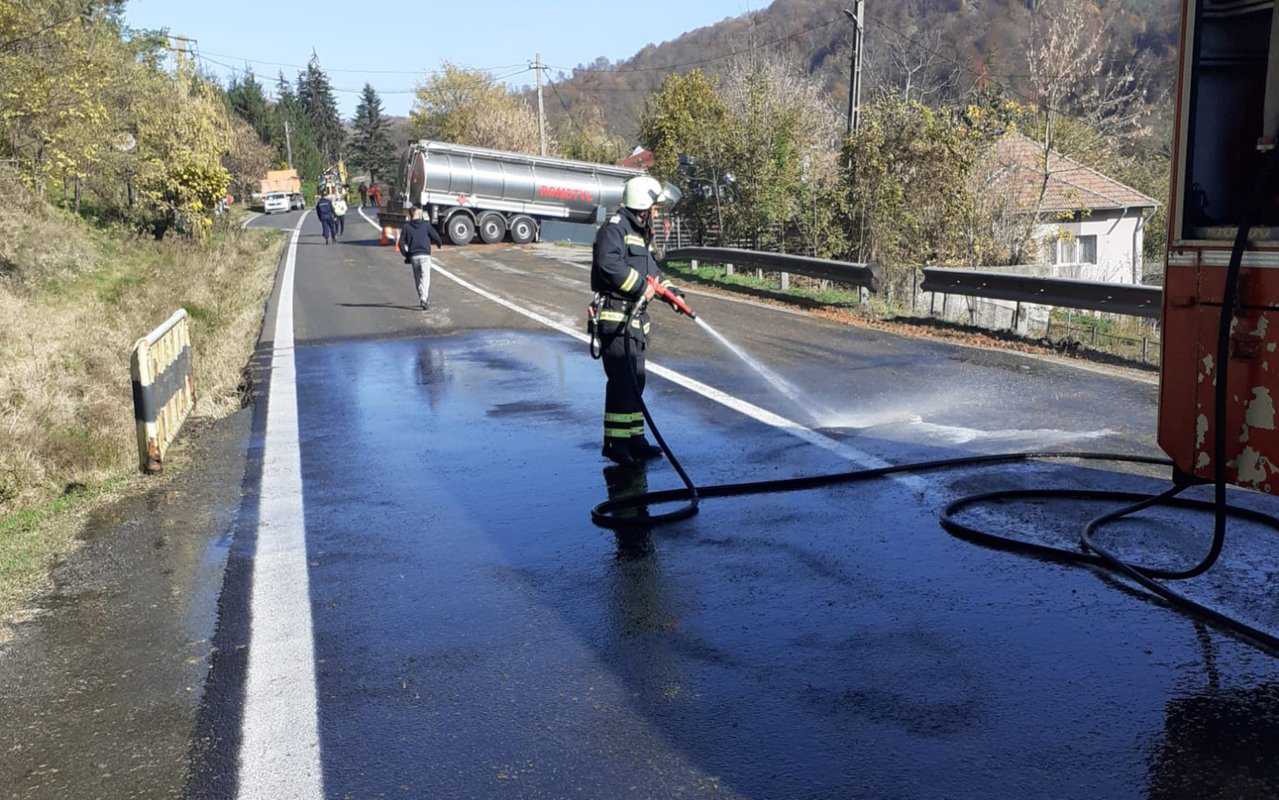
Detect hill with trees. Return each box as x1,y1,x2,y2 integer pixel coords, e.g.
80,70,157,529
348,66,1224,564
541,0,1178,144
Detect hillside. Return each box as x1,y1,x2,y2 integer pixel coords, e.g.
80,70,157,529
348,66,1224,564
541,0,1180,142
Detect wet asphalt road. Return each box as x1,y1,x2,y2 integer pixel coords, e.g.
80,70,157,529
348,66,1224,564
6,206,1279,799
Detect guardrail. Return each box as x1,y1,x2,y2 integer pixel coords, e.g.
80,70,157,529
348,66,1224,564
130,309,195,473
662,247,882,292
920,267,1162,318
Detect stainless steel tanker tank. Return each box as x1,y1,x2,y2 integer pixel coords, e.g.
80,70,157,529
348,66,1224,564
405,141,643,224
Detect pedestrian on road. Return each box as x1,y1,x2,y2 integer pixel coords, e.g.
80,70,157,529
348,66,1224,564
398,205,443,310
316,193,337,245
333,194,348,239
370,184,382,208
359,183,368,208
591,175,681,466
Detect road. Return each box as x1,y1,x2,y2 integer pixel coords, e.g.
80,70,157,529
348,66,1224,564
5,206,1279,799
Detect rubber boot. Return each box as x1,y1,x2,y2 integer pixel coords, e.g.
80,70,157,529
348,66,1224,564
628,437,664,461
602,440,636,466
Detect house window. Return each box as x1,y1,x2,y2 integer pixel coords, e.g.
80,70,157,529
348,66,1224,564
1046,235,1098,265
1077,235,1097,264
1059,238,1077,264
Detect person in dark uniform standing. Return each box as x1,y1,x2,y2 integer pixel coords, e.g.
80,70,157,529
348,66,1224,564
591,175,682,466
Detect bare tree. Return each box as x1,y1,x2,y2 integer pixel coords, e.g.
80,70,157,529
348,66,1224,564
867,25,960,105
1018,0,1150,260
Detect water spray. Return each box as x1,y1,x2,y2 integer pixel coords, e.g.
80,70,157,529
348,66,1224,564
594,251,1279,654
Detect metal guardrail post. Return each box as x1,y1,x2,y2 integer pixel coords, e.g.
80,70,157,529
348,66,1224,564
130,309,195,473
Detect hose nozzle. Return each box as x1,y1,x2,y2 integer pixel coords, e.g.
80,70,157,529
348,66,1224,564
647,275,697,319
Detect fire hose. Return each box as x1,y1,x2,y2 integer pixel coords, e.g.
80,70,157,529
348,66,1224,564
592,183,1279,654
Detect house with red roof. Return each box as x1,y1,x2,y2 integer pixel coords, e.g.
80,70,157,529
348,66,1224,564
988,132,1159,284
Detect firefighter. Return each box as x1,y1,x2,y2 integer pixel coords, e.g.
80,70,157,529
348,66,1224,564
592,175,681,466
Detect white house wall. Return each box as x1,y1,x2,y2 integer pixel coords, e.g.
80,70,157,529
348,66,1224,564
1036,209,1145,284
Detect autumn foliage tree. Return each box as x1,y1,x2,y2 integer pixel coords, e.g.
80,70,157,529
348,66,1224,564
0,3,258,237
411,64,545,154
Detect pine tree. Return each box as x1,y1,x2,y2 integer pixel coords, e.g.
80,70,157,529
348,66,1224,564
297,53,344,164
276,70,296,111
227,67,271,143
270,70,322,177
350,84,396,184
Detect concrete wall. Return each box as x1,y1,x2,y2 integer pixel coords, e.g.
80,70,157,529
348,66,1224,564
1034,208,1147,284
907,274,1050,337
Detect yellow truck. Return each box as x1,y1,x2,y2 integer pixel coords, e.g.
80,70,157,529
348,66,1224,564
257,169,305,213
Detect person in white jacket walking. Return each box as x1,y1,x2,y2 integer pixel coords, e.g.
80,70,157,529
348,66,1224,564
332,194,348,239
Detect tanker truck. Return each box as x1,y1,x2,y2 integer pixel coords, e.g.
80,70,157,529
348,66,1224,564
387,141,644,245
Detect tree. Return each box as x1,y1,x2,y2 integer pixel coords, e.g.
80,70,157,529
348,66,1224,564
555,102,626,165
297,54,344,163
638,70,730,240
717,54,841,248
1019,0,1151,260
223,114,274,202
868,26,962,105
227,67,272,143
350,83,396,184
129,66,234,237
411,63,543,153
841,97,1011,299
0,3,130,200
638,70,726,184
269,70,322,178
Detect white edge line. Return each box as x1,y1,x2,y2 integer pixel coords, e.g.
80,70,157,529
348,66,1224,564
239,210,324,800
357,208,926,492
241,211,263,230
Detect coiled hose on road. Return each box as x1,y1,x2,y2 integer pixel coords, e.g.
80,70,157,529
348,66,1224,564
593,160,1279,654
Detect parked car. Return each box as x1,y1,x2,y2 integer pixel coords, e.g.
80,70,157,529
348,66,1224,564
289,192,306,211
263,192,290,214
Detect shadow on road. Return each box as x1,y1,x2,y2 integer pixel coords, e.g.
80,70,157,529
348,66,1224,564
335,302,421,312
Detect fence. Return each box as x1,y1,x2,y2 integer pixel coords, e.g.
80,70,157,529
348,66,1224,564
130,309,196,473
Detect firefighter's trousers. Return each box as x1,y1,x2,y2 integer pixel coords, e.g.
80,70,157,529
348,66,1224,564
600,320,648,445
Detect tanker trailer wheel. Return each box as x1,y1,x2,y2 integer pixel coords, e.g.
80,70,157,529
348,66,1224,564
509,215,537,245
477,212,506,244
446,213,476,246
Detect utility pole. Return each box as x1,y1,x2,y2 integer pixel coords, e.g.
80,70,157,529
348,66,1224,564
533,53,547,156
844,3,865,135
284,119,294,169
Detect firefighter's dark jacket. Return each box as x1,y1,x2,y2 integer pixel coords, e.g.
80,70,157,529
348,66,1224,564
591,207,671,306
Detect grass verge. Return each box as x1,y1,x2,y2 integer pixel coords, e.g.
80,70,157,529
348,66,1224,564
0,175,285,620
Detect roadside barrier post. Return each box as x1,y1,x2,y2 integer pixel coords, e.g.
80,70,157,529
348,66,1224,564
130,309,196,473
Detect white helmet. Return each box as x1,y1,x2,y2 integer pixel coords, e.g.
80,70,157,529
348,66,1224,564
622,175,681,211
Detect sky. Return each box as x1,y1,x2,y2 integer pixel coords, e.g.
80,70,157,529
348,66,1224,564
124,0,759,118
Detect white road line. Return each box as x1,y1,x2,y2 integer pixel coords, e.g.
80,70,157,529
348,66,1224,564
239,211,324,800
240,211,262,230
355,208,924,491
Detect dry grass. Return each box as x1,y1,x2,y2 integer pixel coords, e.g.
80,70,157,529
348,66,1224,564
0,172,284,616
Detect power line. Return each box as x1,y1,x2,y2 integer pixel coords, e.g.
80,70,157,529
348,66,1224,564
199,54,531,97
199,48,525,77
548,78,583,137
